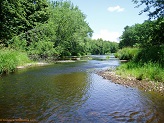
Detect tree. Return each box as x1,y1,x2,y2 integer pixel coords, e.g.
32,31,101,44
51,1,93,56
7,0,93,58
0,0,50,45
0,0,24,42
132,0,164,19
22,0,50,31
119,19,163,48
89,39,118,55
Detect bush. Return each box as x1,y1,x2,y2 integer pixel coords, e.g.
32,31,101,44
115,47,139,60
28,41,58,60
134,45,164,67
8,36,27,51
0,49,30,74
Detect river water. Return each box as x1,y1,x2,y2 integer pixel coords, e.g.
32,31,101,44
0,55,164,122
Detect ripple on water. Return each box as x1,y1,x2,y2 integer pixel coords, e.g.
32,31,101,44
0,55,164,122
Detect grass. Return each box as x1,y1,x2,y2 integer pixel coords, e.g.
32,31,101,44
116,62,164,82
0,48,31,74
115,47,164,82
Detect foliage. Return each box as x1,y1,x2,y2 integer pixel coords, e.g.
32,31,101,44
0,0,50,44
0,0,95,59
132,0,164,19
115,47,139,60
119,17,164,65
0,0,118,74
149,17,164,46
134,45,164,67
0,49,30,74
116,61,164,82
89,38,118,55
115,0,164,83
51,1,93,56
119,18,163,76
8,36,27,51
119,18,164,48
28,41,57,58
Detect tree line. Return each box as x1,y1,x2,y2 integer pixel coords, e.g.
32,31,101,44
119,18,163,48
0,0,118,60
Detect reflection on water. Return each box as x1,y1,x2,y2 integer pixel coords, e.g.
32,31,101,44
0,55,164,122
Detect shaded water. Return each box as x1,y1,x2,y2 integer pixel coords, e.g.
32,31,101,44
0,55,164,122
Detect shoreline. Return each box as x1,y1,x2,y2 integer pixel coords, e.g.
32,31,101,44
16,62,50,69
16,60,78,69
15,61,164,96
97,70,164,95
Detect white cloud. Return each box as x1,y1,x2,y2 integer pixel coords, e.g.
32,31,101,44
92,29,121,42
107,5,124,12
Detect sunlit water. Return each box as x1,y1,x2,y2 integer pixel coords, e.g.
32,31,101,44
0,55,164,122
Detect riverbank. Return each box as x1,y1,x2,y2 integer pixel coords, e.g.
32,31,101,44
16,60,77,69
16,62,50,69
16,59,83,69
97,70,164,95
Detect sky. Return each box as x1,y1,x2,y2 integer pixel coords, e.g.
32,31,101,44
70,0,148,42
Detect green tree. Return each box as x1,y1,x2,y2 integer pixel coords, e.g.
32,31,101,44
89,39,118,55
51,1,93,56
0,0,50,45
132,0,164,19
119,26,135,48
119,18,164,48
0,0,24,43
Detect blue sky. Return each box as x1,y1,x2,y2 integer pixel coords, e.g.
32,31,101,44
70,0,148,42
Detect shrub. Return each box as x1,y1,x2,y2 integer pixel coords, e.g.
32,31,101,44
8,36,27,51
0,49,30,74
27,41,57,60
134,45,164,67
115,47,139,60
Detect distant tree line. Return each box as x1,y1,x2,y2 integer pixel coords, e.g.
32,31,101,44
89,38,118,55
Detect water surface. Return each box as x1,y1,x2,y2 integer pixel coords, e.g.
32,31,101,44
0,55,164,122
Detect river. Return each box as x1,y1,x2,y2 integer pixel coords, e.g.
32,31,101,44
0,55,164,122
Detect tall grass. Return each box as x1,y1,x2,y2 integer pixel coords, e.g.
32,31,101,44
115,47,164,82
0,49,30,74
116,61,164,82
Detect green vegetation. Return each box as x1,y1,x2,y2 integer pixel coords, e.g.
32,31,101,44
0,0,163,83
116,62,164,82
116,0,164,82
0,0,118,57
115,47,139,60
0,49,30,74
116,46,164,82
89,38,118,55
0,0,118,74
119,18,164,49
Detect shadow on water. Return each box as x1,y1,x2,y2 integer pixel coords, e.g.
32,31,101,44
0,55,164,122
